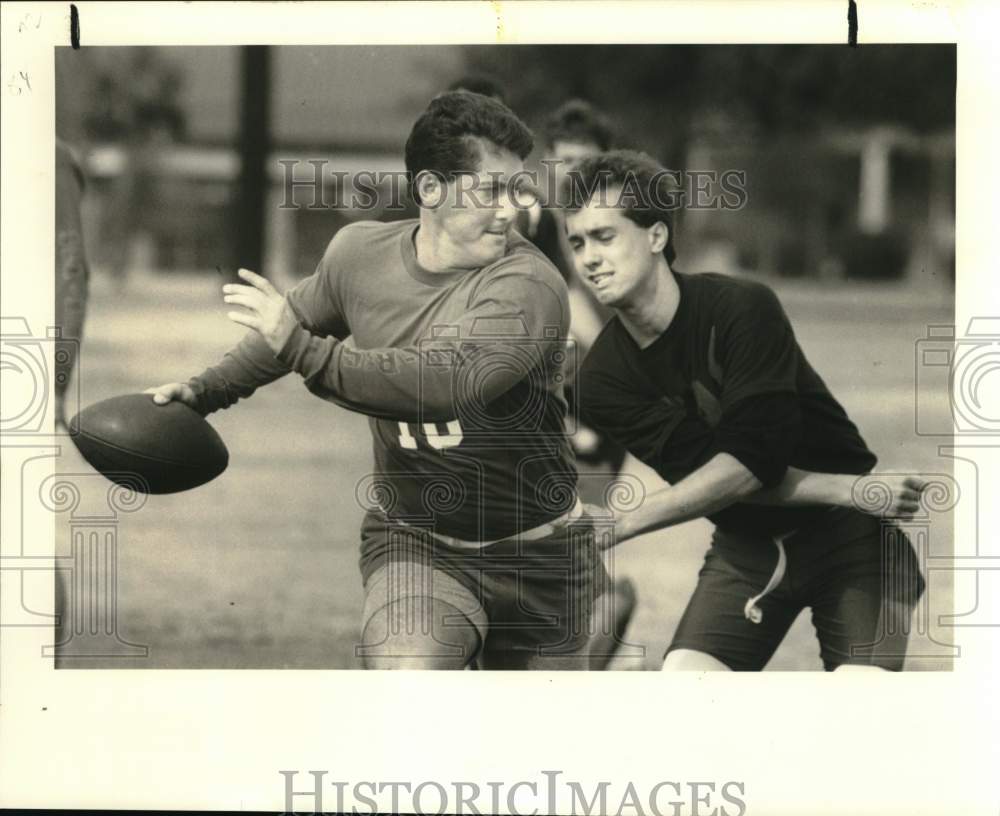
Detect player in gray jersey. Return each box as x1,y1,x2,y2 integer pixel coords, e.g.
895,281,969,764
147,92,603,669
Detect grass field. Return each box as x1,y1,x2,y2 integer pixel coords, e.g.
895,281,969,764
54,269,955,670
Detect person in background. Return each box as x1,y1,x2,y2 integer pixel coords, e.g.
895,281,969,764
534,100,638,669
53,138,92,666
85,48,186,287
55,139,90,430
445,84,639,668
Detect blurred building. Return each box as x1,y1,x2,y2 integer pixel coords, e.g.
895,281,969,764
56,46,462,282
56,45,954,288
680,117,955,285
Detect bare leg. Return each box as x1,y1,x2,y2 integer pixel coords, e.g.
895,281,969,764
662,648,731,671
359,597,481,670
587,577,638,670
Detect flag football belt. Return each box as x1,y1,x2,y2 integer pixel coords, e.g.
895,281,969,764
379,498,585,551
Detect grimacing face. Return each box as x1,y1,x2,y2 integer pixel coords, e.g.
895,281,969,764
565,196,666,308
417,139,528,269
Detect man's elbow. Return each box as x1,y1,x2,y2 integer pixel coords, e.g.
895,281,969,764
714,450,784,492
416,386,464,423
716,418,800,490
438,373,525,424
753,460,788,490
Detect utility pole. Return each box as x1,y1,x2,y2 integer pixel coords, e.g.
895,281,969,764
234,45,272,275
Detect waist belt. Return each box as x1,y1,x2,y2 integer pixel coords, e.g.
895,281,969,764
378,498,584,551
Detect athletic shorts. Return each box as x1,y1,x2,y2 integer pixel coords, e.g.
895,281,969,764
359,509,610,669
667,507,926,671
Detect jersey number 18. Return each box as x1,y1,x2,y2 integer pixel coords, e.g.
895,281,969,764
397,420,464,450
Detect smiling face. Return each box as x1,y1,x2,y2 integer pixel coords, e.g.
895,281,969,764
416,138,526,269
564,192,669,308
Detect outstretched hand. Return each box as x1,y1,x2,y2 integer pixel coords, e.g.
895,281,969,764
223,268,298,354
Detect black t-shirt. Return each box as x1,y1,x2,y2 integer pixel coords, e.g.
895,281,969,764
579,271,877,537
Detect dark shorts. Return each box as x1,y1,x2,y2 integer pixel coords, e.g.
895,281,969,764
359,510,609,668
668,507,926,671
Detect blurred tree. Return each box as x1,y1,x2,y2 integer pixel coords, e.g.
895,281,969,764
461,44,955,162
463,45,954,281
82,47,187,143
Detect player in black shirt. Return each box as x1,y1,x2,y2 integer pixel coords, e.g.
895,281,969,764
565,151,927,671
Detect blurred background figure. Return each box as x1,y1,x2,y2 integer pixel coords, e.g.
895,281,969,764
442,80,639,669
82,48,187,288
54,140,89,429
53,138,92,666
536,100,637,669
536,100,626,469
446,73,509,103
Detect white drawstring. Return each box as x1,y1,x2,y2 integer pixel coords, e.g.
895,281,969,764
744,532,793,624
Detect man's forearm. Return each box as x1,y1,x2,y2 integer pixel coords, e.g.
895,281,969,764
743,467,855,508
276,323,541,422
613,463,884,544
189,330,290,415
615,453,761,541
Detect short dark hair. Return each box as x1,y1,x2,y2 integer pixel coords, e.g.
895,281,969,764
563,150,678,265
446,74,508,105
544,99,615,152
405,91,534,205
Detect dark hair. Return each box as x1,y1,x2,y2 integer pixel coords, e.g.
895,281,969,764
446,74,508,105
544,99,615,152
563,150,678,265
405,91,534,205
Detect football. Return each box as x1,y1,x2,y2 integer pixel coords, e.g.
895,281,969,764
69,393,229,494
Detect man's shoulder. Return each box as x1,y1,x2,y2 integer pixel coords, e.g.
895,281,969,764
684,270,777,297
326,219,412,252
316,220,413,278
682,271,785,319
485,231,566,289
478,236,568,298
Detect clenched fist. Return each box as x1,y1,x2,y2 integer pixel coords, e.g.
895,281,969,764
852,473,930,521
